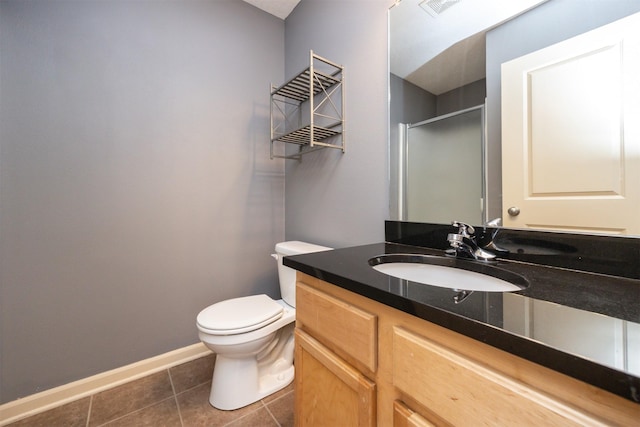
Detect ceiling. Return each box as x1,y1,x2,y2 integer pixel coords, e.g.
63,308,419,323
390,0,548,94
242,0,301,19
241,0,547,95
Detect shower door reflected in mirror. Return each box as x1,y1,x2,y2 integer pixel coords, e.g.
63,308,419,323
400,105,485,225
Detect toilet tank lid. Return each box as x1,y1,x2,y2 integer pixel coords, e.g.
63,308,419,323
275,241,332,256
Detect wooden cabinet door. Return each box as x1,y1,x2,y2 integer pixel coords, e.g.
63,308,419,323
296,282,377,373
294,329,376,427
393,401,437,427
392,326,602,426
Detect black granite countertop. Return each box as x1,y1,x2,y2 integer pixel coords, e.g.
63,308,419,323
284,241,640,404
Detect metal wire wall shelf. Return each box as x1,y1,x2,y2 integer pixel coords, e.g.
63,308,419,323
270,51,344,160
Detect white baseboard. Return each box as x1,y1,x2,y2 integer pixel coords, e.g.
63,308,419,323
0,343,212,426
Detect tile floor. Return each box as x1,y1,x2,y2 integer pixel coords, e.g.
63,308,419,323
7,354,294,427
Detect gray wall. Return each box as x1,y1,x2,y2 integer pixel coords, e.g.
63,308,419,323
436,79,486,116
390,74,438,125
283,0,391,248
0,0,285,403
485,0,640,221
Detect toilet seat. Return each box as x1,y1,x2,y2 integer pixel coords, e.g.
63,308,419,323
197,294,283,335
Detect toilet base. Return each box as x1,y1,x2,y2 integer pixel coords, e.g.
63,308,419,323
209,323,295,410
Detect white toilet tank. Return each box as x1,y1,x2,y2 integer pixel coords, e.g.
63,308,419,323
274,241,332,307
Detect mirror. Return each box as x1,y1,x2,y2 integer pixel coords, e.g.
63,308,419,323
402,106,485,224
389,0,640,235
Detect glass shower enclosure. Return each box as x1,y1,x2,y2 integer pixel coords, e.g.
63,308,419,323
398,105,486,225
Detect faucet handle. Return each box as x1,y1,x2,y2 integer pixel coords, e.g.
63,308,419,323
451,221,475,237
485,218,502,227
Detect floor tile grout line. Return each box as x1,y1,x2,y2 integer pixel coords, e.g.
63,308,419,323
264,389,293,408
7,372,291,427
264,389,294,427
93,395,178,427
85,395,94,427
268,389,293,403
167,368,185,427
86,370,178,427
221,401,270,427
173,379,212,397
263,402,281,427
5,356,221,427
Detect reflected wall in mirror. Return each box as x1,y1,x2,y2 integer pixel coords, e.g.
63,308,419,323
389,0,640,236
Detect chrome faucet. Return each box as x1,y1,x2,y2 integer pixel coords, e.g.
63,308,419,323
447,221,497,262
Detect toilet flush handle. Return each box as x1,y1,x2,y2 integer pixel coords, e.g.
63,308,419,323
271,253,278,260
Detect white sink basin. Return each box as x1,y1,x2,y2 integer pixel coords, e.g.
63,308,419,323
369,254,528,292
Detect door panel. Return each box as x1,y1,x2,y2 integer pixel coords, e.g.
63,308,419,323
294,329,376,427
501,12,640,234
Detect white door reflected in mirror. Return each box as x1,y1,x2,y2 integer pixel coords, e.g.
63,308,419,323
502,12,640,235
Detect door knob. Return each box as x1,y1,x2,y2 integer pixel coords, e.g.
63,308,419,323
507,206,520,216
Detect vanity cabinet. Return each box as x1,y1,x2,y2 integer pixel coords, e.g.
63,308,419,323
294,273,640,426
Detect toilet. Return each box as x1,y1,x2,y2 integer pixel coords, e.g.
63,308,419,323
196,241,331,410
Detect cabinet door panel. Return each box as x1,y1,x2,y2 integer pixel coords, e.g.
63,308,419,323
392,326,601,426
295,329,376,427
393,400,437,427
296,282,377,372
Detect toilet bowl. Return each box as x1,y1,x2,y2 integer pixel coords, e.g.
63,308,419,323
196,241,331,410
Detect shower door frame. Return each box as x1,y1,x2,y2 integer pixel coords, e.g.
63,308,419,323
397,104,488,225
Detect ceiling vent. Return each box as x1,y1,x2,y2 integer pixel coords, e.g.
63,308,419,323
419,0,461,17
